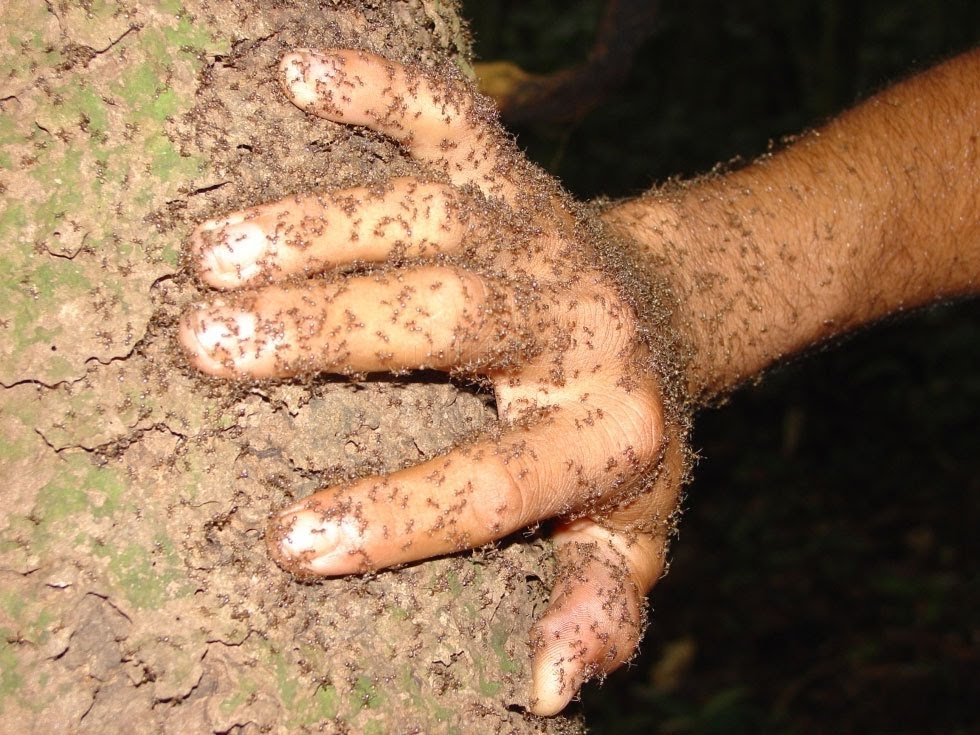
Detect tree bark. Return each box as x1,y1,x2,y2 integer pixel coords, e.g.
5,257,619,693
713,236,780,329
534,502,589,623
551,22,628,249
0,2,579,732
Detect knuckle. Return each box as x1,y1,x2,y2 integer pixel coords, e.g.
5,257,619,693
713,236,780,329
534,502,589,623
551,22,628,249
587,382,664,478
621,385,666,468
430,267,490,341
472,449,533,535
563,276,643,360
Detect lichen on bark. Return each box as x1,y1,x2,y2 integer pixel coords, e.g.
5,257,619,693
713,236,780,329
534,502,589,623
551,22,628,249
0,2,581,732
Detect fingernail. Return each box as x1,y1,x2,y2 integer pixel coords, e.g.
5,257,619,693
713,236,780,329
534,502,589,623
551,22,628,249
281,51,310,93
281,50,339,107
531,644,586,717
273,510,358,574
195,309,256,351
199,221,266,283
186,308,258,374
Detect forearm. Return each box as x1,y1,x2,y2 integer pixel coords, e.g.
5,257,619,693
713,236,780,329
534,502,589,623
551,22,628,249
606,49,980,402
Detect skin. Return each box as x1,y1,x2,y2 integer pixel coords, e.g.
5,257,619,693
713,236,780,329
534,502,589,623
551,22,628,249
608,49,980,402
179,48,979,716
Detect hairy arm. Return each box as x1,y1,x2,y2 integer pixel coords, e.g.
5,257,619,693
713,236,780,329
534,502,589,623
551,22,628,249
606,49,980,400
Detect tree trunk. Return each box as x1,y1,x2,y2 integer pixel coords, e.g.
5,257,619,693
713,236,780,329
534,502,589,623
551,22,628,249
0,2,579,732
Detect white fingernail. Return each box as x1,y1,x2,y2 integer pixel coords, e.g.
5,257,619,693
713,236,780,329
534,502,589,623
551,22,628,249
202,222,266,282
194,310,257,357
282,51,338,107
277,511,360,573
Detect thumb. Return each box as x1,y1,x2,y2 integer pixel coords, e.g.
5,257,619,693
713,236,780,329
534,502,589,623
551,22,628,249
529,430,686,716
529,518,666,716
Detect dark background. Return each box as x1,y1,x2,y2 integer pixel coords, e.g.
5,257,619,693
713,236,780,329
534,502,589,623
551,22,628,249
462,1,979,732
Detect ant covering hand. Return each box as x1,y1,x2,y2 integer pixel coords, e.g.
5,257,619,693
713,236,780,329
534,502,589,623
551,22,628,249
180,48,690,716
181,44,979,715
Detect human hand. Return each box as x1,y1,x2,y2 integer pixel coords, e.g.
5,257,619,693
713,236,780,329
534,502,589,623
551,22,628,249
179,48,687,716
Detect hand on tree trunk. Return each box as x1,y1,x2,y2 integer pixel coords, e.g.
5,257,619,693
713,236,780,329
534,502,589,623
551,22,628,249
179,48,689,717
180,43,980,717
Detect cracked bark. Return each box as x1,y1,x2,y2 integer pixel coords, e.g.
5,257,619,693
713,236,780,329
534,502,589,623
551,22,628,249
0,2,582,733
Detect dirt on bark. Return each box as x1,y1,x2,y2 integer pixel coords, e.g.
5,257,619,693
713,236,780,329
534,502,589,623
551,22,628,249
0,2,581,733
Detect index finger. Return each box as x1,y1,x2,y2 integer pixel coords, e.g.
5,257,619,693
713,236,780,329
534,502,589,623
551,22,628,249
281,49,518,201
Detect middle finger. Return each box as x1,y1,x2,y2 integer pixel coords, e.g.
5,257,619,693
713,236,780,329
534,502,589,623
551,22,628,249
179,265,544,378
